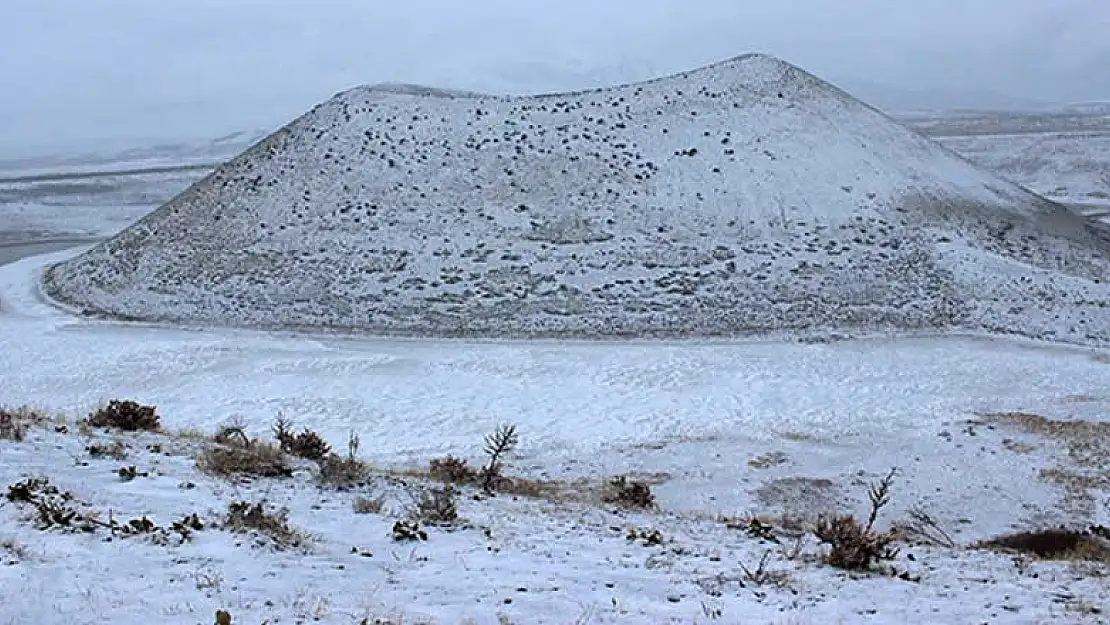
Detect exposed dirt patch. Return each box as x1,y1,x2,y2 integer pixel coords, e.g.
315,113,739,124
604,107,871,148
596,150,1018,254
976,528,1110,563
977,412,1110,468
976,412,1110,521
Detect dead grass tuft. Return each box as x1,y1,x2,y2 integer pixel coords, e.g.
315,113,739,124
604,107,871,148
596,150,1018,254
86,439,128,460
353,495,385,515
316,431,370,488
0,413,26,441
429,456,478,484
498,475,570,500
1,537,28,563
749,451,789,469
87,400,160,432
197,441,292,479
318,453,370,488
893,505,957,548
976,528,1110,562
0,406,52,441
602,475,656,509
417,486,459,526
222,501,308,550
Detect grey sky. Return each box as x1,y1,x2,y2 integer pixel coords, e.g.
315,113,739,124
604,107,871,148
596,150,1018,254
2,0,1108,156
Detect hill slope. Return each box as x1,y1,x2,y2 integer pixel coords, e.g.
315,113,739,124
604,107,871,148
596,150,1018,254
44,54,1110,342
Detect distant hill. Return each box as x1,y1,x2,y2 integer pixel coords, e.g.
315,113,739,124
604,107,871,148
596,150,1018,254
45,54,1110,344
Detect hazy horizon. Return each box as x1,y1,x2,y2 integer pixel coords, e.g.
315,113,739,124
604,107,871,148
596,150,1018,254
2,0,1108,156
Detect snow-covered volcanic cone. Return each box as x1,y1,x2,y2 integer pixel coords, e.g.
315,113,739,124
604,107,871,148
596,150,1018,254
44,54,1110,342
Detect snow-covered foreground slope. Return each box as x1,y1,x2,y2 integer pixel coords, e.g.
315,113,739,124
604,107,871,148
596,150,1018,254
6,250,1110,624
43,54,1110,343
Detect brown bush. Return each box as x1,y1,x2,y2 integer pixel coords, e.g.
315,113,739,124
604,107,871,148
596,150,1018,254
197,441,292,479
480,424,518,493
272,415,330,460
0,537,27,563
0,405,54,441
317,453,370,488
814,514,899,570
86,440,128,460
813,468,899,570
417,486,458,525
353,495,385,515
88,400,160,432
0,407,34,441
429,456,477,484
602,476,656,509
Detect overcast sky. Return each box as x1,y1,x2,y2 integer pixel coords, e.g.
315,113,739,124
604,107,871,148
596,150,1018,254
2,0,1108,156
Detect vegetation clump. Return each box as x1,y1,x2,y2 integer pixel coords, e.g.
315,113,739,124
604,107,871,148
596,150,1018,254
88,400,160,432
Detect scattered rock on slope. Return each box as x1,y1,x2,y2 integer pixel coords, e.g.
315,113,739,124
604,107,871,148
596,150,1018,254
44,54,1110,343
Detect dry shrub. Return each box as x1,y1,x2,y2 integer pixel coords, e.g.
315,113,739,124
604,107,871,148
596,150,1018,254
813,468,899,570
316,431,369,488
273,415,330,460
0,413,25,441
213,424,251,447
353,495,385,515
627,527,665,546
7,476,62,503
815,515,899,570
392,520,427,542
417,486,458,526
739,550,794,588
7,477,99,533
222,501,307,550
429,456,477,484
1,537,28,563
88,400,160,432
480,424,518,493
748,451,789,469
976,528,1110,562
602,476,656,509
197,441,292,479
7,477,199,544
86,440,128,460
0,406,47,441
318,453,370,488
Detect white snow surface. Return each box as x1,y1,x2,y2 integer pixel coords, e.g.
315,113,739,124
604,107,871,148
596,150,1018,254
896,109,1110,207
43,54,1110,343
5,249,1110,624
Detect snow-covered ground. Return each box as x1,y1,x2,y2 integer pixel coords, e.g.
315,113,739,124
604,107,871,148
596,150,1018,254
896,110,1110,208
3,247,1110,624
3,52,1110,625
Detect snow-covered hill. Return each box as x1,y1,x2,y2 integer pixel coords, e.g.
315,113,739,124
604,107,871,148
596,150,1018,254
44,54,1110,342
